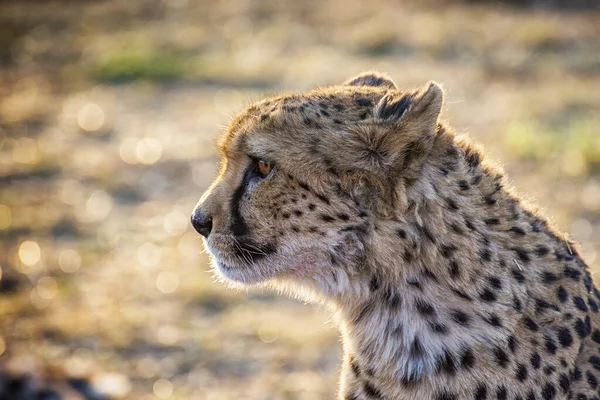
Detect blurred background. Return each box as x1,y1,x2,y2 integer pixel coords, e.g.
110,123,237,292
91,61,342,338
0,0,599,399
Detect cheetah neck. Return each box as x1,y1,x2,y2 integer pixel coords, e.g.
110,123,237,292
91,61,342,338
334,134,534,396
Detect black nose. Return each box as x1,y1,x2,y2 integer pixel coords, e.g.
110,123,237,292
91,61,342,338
191,209,213,238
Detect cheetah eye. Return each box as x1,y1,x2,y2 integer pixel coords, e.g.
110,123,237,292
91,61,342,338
253,158,274,178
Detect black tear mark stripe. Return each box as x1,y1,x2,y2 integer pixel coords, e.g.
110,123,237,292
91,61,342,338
230,166,253,236
229,166,276,262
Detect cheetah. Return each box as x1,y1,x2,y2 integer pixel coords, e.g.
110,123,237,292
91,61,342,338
191,72,600,400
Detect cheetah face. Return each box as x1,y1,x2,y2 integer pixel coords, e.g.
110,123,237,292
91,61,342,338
191,73,443,292
191,136,366,286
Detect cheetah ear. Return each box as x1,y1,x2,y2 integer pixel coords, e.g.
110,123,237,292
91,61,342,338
344,72,397,89
374,81,443,129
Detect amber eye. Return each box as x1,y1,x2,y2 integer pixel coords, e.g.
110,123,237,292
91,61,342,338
255,159,273,178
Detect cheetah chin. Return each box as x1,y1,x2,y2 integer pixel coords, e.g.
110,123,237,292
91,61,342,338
191,72,600,400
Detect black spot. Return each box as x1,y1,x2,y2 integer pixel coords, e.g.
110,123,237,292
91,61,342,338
465,219,477,231
542,271,559,284
415,299,435,316
451,288,472,301
556,327,573,347
511,269,526,283
573,296,589,312
513,295,523,312
416,225,436,244
446,198,459,211
465,150,481,168
449,261,460,279
545,336,557,354
483,314,503,327
544,365,556,376
536,246,549,256
349,356,361,376
410,337,424,357
509,227,526,236
441,244,457,258
523,317,539,331
362,381,383,399
397,229,407,239
337,213,350,221
590,356,600,371
589,298,599,312
535,298,560,314
493,347,509,368
541,383,556,399
586,371,598,389
556,286,568,303
485,218,500,225
356,98,373,107
320,214,335,223
422,268,438,282
530,352,541,369
574,317,590,338
451,310,470,326
508,335,518,353
564,266,582,281
487,276,502,289
437,350,457,375
458,180,470,190
316,193,330,205
293,210,303,217
407,279,423,291
478,248,492,262
591,330,600,344
298,181,310,191
369,275,380,292
558,373,570,393
460,348,475,370
573,367,582,381
474,384,487,400
513,248,530,263
496,386,508,400
516,363,528,381
383,287,401,308
430,322,449,334
480,288,497,302
436,391,457,400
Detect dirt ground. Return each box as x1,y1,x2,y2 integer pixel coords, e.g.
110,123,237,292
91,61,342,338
0,0,599,399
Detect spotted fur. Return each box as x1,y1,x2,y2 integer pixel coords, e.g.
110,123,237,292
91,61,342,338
192,72,600,400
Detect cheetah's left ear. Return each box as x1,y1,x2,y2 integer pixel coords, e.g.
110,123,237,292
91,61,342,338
344,71,397,89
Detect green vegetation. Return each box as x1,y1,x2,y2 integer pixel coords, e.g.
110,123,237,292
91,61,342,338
503,115,600,171
92,49,190,83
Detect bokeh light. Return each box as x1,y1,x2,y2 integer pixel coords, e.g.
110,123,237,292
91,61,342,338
153,379,173,399
36,276,58,300
18,240,41,267
77,103,105,132
58,249,81,273
156,271,179,294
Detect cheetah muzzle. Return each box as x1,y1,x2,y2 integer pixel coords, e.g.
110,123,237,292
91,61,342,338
191,72,600,400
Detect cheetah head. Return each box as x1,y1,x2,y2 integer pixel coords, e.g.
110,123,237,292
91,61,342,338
191,72,444,299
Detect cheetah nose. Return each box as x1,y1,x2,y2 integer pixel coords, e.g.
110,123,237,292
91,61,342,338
191,209,213,238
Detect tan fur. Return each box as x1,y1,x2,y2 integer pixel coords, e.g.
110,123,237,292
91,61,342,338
192,72,600,399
